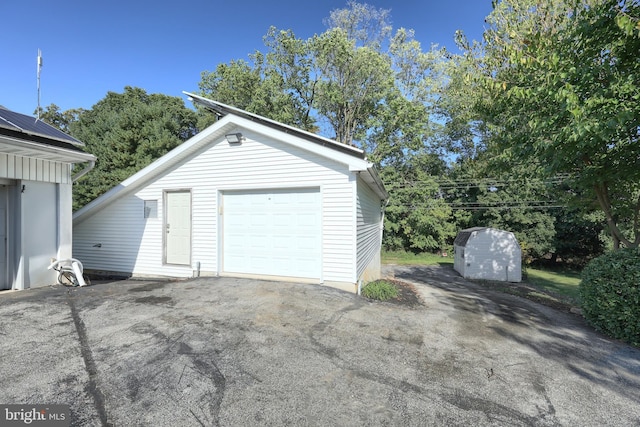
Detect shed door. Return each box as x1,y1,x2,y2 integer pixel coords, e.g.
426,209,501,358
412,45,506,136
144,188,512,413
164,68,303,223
165,191,191,265
223,188,321,279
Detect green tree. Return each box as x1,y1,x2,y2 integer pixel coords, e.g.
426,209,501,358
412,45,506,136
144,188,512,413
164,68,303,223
473,0,640,248
70,87,198,210
382,153,454,252
36,104,84,134
313,27,395,145
552,207,605,265
199,28,319,133
444,157,559,262
324,0,392,48
197,2,454,253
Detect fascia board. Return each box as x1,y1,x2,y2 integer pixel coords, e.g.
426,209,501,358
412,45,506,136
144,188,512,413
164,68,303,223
0,135,95,163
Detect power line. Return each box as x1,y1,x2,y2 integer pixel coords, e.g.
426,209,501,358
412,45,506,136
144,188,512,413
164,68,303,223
393,204,567,211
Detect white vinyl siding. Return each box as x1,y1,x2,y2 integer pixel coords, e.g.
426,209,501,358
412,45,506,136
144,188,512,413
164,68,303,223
0,152,75,289
0,153,71,183
74,128,356,282
356,175,383,281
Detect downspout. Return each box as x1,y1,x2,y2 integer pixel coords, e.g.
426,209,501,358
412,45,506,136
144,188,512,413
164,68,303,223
71,160,95,182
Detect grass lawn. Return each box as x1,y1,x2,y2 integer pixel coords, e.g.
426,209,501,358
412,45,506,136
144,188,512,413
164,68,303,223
525,267,581,303
383,250,582,306
382,250,453,266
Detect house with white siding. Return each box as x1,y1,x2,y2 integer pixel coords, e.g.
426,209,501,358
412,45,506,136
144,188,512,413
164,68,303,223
72,93,388,293
453,227,522,282
0,106,95,290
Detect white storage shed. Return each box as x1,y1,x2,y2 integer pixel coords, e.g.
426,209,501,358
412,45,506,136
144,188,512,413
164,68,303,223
453,227,522,282
72,94,388,293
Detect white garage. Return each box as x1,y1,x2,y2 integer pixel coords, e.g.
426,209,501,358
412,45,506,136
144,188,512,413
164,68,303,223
73,94,388,293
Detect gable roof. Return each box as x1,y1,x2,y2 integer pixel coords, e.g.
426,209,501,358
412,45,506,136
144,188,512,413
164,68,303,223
453,227,516,247
0,106,95,163
184,92,365,159
74,94,388,225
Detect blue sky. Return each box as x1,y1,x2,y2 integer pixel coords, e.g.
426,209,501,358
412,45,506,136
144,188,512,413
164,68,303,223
2,1,493,115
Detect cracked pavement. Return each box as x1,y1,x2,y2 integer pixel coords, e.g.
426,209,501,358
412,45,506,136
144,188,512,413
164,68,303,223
0,266,639,426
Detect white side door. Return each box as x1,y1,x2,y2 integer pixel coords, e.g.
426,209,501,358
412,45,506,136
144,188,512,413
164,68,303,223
165,191,191,265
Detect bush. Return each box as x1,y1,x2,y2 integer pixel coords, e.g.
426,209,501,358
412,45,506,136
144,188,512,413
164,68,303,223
579,248,640,346
362,280,399,301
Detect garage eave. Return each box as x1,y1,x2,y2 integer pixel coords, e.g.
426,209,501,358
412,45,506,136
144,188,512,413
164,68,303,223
0,135,96,164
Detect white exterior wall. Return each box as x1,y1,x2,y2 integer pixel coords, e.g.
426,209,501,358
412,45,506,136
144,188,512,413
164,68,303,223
457,229,522,282
0,152,74,289
57,183,74,261
0,153,71,183
74,128,357,283
356,175,383,282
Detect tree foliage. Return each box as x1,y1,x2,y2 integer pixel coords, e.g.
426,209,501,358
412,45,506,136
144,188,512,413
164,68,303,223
382,153,454,252
580,247,640,346
36,104,84,134
445,157,559,261
69,87,198,210
469,0,640,248
198,2,454,252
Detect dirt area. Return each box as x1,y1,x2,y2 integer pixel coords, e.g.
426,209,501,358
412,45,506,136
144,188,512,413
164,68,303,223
370,279,425,308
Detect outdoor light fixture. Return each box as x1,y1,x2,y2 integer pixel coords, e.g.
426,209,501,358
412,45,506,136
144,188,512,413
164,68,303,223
225,133,244,144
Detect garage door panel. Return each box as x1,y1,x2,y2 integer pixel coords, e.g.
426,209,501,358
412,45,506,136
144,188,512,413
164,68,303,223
295,257,318,273
223,188,321,279
297,236,319,250
250,213,268,226
272,235,291,249
249,234,269,249
273,213,293,226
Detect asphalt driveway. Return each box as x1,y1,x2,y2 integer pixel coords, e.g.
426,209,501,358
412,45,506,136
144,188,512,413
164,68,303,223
0,265,638,426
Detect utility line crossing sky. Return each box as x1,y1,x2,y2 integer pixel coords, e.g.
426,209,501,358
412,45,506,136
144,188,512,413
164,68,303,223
2,1,493,115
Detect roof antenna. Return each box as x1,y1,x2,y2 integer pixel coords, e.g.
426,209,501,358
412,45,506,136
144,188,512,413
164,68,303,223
36,49,43,120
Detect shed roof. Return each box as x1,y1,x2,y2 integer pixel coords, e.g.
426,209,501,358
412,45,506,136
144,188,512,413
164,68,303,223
454,227,495,247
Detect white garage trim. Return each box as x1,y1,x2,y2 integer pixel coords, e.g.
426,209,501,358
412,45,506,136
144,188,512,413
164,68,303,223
221,188,322,281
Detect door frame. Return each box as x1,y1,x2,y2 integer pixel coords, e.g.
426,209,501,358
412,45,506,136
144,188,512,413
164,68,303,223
163,189,192,266
0,179,17,290
0,184,8,289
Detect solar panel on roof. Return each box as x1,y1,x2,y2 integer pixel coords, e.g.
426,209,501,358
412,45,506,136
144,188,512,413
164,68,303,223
0,107,83,146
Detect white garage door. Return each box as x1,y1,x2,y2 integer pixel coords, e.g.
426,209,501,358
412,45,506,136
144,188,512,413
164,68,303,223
223,188,321,279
